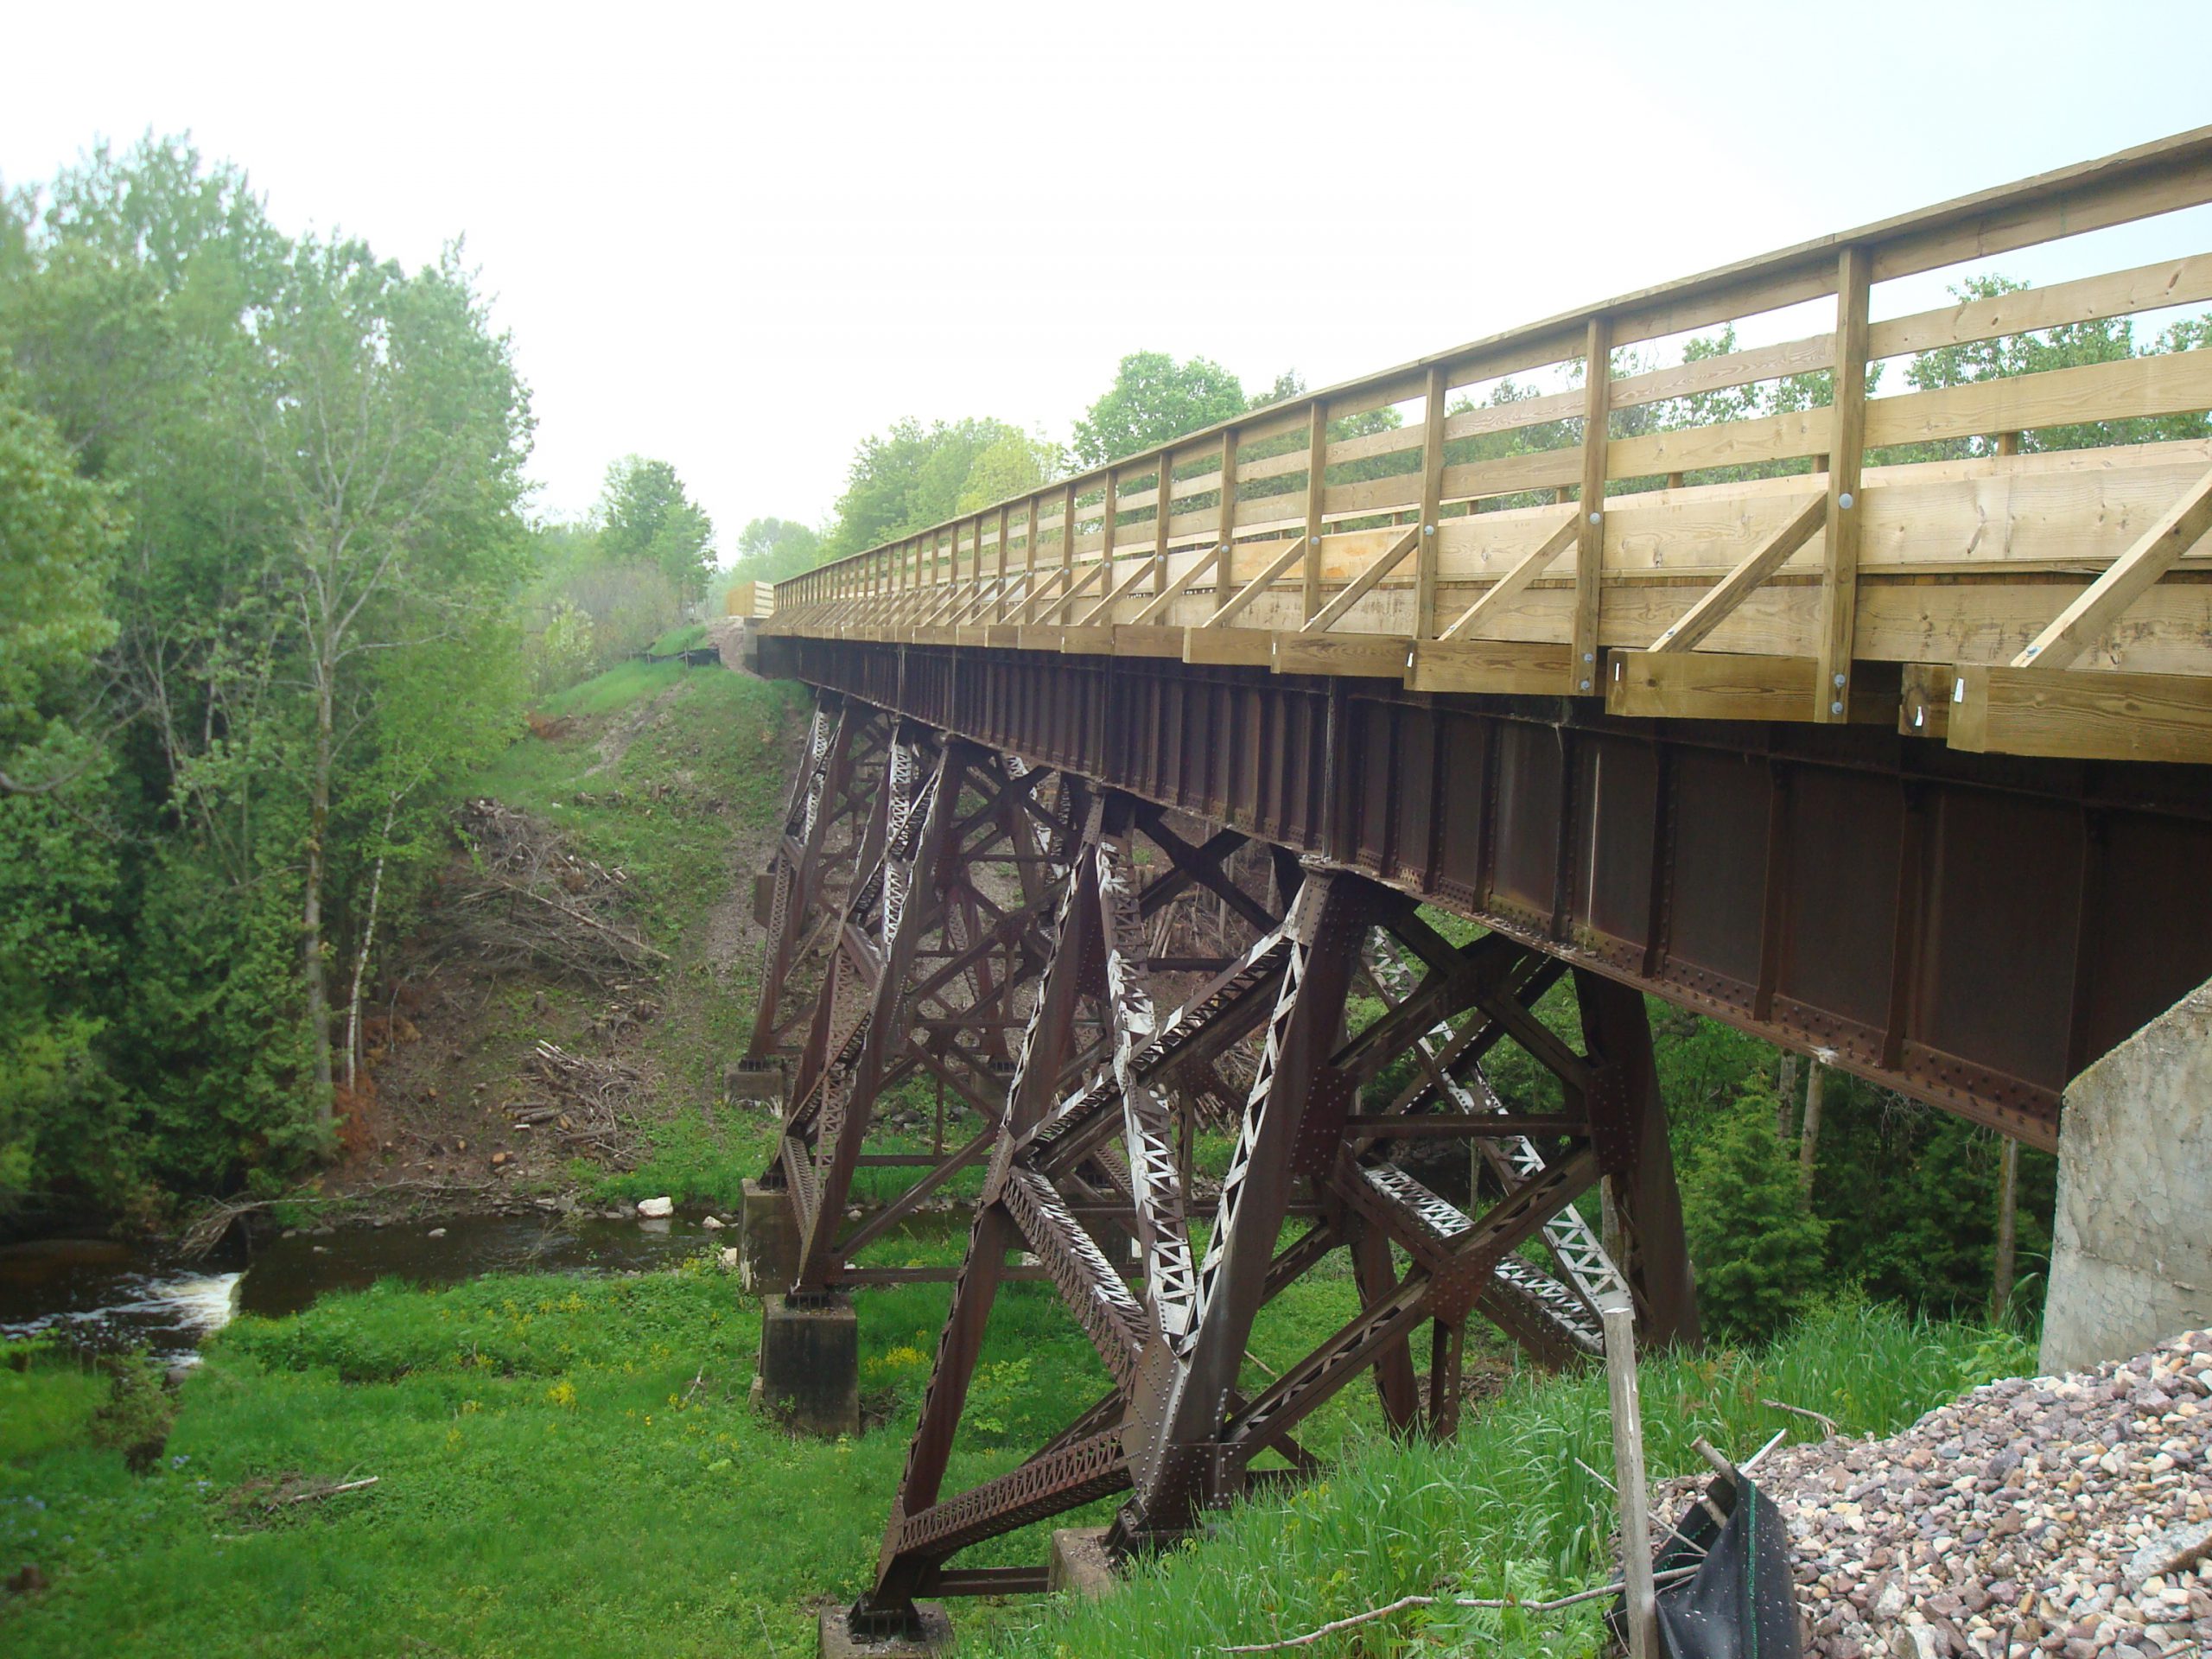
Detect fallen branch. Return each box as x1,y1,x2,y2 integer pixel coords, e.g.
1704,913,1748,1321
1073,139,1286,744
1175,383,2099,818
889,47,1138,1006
1218,1565,1699,1652
276,1476,379,1506
1760,1397,1840,1437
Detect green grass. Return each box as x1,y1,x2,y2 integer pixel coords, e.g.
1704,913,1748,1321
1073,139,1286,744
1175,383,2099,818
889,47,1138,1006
975,1302,2032,1658
648,623,709,657
0,1258,1138,1656
0,1292,2024,1657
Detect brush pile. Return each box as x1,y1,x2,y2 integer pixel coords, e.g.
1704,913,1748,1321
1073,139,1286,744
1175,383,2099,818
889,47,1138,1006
507,1040,641,1163
1738,1330,2212,1658
439,798,664,982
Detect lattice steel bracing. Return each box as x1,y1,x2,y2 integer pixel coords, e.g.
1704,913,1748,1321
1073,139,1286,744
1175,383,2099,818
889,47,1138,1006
751,723,1287,1301
849,804,1698,1632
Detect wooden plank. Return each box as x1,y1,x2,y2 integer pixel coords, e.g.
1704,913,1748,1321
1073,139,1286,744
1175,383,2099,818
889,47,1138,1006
1864,346,2212,450
1900,663,1955,739
1058,626,1116,656
1948,663,2212,762
1416,364,1448,639
1606,408,1830,480
1649,493,1827,653
1444,385,1586,442
1437,509,1581,641
1407,639,1575,695
1272,632,1412,678
1016,626,1065,652
2012,461,2212,669
1571,314,1612,693
995,504,1010,620
1303,401,1326,620
1152,449,1173,593
1183,627,1276,667
985,625,1022,650
1815,245,1874,725
1871,253,2212,360
1608,651,1821,721
1301,524,1420,633
1611,332,1835,413
1113,625,1186,658
1077,543,1155,627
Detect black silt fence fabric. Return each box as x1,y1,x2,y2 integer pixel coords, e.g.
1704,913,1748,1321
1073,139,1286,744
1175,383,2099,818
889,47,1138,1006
1613,1472,1802,1659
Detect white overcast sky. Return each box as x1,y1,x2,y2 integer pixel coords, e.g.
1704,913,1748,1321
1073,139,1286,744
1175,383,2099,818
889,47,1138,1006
5,0,2209,556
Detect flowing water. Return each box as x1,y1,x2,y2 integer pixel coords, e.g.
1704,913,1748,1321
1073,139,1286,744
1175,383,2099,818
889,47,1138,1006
0,1212,721,1363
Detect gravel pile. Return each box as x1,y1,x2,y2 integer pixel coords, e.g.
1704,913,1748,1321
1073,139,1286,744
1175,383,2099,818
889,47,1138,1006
1731,1330,2212,1657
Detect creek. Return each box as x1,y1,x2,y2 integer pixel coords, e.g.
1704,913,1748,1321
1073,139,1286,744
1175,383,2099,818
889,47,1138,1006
0,1212,720,1363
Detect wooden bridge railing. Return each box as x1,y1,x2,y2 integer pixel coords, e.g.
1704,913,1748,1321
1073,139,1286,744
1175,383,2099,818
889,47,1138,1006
767,126,2212,765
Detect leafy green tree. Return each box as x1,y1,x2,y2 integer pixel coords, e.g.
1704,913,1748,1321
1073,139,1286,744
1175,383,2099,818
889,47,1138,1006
600,457,715,605
821,416,1023,558
1679,1077,1831,1338
957,429,1062,513
1071,351,1246,468
728,516,823,583
0,389,127,1214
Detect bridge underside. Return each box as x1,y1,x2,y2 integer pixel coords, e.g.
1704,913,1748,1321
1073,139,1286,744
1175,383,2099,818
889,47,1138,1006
759,636,2212,1152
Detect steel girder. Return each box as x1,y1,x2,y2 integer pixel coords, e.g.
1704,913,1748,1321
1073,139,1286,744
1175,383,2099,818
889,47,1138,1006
760,639,2212,1150
849,797,1693,1632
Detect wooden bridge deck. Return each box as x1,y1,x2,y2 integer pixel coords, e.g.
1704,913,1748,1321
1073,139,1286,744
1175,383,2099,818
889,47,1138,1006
764,127,2212,766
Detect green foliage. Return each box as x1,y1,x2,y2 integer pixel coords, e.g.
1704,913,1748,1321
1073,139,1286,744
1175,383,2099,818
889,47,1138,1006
724,514,821,584
819,415,1029,559
0,136,537,1208
599,456,715,605
956,427,1063,512
1071,349,1246,467
87,1351,175,1474
1680,1079,1832,1339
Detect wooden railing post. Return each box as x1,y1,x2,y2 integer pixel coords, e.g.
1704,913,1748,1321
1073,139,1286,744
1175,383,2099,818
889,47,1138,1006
1099,467,1119,622
1302,399,1327,622
1571,315,1612,694
1815,245,1872,722
1058,480,1077,624
995,504,1010,622
1415,364,1448,639
1152,450,1173,600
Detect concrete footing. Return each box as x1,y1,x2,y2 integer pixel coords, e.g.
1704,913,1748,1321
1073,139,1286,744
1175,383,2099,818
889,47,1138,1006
2042,977,2212,1374
753,1292,859,1437
817,1604,950,1657
741,1178,800,1294
1046,1527,1116,1599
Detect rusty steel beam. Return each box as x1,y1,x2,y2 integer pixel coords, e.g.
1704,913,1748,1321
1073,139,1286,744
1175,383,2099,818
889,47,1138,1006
759,638,2212,1149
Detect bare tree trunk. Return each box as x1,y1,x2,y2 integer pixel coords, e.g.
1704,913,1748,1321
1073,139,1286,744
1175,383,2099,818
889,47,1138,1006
303,665,335,1132
1990,1135,2020,1323
344,793,401,1091
1797,1061,1824,1197
1777,1051,1799,1143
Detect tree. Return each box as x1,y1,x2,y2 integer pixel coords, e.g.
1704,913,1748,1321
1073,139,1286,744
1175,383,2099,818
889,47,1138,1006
1071,351,1246,468
252,235,531,1132
0,390,125,1214
600,457,715,605
821,416,1022,558
728,516,823,583
956,429,1062,513
1679,1078,1831,1338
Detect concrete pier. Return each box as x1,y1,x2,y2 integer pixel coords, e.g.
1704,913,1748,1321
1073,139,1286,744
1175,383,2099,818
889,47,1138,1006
740,1178,800,1294
753,1293,860,1438
2042,978,2212,1374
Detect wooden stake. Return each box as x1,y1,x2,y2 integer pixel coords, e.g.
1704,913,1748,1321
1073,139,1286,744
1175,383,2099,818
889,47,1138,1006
1991,1134,2020,1322
1604,1296,1657,1659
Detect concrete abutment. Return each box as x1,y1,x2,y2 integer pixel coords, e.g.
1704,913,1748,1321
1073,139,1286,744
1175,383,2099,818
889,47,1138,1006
2042,977,2212,1374
753,1292,860,1438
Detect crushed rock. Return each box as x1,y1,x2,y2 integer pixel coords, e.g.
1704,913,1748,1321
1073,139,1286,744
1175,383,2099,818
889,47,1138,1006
1689,1330,2212,1657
